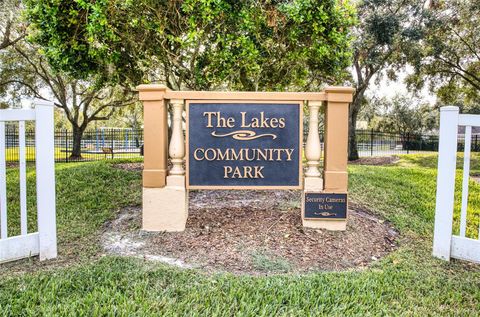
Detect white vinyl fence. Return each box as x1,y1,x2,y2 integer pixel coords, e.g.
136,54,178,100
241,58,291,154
0,100,57,263
433,106,480,263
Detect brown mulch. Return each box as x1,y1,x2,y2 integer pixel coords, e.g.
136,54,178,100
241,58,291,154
349,155,399,166
103,190,398,275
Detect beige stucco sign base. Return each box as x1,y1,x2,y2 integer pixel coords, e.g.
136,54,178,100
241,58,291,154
137,86,354,232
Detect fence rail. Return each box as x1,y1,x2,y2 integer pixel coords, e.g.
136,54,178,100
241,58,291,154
3,127,144,162
1,127,477,163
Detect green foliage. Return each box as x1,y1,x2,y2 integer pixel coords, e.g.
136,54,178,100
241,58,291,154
25,0,356,90
369,94,438,135
0,0,24,51
347,0,425,160
406,0,480,111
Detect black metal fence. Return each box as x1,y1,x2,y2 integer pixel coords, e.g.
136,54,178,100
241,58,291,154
4,126,143,163
354,130,440,157
354,129,480,157
2,126,478,163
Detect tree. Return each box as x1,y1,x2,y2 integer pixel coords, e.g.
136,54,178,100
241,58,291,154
0,0,25,51
106,103,143,130
372,94,437,136
406,0,480,113
0,42,135,158
24,0,356,91
347,0,426,160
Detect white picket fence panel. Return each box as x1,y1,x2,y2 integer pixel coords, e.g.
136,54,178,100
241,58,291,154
0,100,57,263
433,106,480,263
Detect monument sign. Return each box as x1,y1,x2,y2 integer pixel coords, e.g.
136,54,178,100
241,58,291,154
137,86,354,232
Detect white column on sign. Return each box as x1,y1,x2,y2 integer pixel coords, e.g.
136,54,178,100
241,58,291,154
305,101,322,178
169,99,185,175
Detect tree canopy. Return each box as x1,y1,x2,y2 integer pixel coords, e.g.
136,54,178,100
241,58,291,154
0,40,135,157
406,0,480,113
346,0,427,160
25,0,356,91
0,0,25,51
370,94,437,136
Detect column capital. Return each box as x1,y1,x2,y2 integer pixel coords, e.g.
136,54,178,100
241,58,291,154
308,100,323,107
169,99,185,106
137,84,169,101
324,86,355,103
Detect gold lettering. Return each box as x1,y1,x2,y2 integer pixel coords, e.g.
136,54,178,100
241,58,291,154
226,117,235,128
203,112,216,128
244,166,254,178
240,112,250,128
265,149,272,161
193,148,205,161
260,112,269,127
217,113,228,128
284,149,294,161
257,149,268,161
254,166,264,178
204,148,216,161
223,166,232,178
278,118,285,128
231,149,244,161
274,149,282,161
232,167,242,178
215,148,228,160
245,149,255,161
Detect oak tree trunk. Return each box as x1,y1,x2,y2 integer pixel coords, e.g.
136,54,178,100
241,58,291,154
348,105,360,161
70,126,85,159
348,89,365,161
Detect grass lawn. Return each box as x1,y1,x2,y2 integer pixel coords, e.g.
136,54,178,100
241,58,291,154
0,155,479,316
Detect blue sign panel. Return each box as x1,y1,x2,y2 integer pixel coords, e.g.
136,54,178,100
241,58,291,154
187,102,302,189
304,193,347,219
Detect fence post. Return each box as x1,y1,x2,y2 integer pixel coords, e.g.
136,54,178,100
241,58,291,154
406,133,410,154
34,100,57,261
370,129,374,157
475,135,478,152
110,129,114,159
64,129,69,162
433,106,459,261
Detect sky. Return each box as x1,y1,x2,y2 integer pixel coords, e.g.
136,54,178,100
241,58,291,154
366,68,437,105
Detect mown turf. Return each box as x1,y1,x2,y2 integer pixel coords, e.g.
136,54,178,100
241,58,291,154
0,155,479,316
3,160,141,257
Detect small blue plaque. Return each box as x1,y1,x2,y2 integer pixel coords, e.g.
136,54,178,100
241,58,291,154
304,193,347,219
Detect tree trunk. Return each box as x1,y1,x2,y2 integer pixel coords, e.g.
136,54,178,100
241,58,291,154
348,89,365,161
348,104,360,161
70,126,85,159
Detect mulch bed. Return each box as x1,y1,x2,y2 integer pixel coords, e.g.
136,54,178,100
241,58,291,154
102,190,398,275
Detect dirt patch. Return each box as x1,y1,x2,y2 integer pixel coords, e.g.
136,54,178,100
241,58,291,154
113,162,143,171
349,155,399,166
471,176,480,184
102,190,398,275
